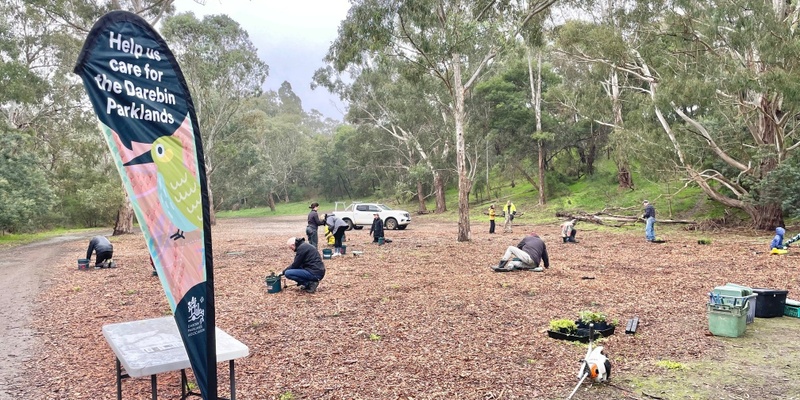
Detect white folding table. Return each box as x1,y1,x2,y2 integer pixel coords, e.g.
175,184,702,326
102,316,249,400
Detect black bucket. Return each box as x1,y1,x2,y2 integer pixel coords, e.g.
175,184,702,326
752,288,788,318
265,274,282,294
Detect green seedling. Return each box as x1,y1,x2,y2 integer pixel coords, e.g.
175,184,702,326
656,360,685,370
125,289,137,295
72,286,82,292
549,319,577,333
579,310,607,324
369,333,382,341
279,391,295,400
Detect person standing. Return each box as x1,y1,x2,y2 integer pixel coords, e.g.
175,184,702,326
369,213,384,243
561,219,578,243
642,200,656,242
503,200,516,233
488,204,496,234
283,237,325,293
306,202,325,248
86,235,114,268
325,214,349,256
494,232,549,272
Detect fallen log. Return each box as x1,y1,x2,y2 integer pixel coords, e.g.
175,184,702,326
556,211,697,227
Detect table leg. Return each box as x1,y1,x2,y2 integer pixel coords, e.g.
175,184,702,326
181,369,187,399
230,360,235,400
151,374,157,400
116,358,122,400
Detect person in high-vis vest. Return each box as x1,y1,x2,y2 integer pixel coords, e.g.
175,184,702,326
503,200,516,233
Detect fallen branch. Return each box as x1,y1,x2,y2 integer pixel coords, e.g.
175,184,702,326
556,210,697,227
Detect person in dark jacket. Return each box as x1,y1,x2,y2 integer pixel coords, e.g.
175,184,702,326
369,213,384,243
306,202,325,248
494,232,549,272
642,200,656,242
86,235,115,268
283,237,326,293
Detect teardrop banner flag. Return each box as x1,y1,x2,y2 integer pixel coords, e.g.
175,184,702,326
73,11,217,399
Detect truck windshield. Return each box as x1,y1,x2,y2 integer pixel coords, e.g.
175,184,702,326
377,204,392,210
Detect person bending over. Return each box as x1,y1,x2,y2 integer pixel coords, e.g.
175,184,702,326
561,219,578,243
495,232,549,272
283,237,326,293
86,235,115,268
325,214,349,256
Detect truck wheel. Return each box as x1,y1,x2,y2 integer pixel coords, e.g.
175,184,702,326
397,225,407,230
353,226,364,230
344,219,355,231
385,218,398,230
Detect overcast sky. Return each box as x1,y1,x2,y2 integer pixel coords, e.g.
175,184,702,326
172,0,351,121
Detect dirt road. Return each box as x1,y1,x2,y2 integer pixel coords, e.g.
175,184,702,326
0,232,106,400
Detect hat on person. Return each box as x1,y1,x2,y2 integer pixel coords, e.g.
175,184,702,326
287,237,296,246
309,202,319,209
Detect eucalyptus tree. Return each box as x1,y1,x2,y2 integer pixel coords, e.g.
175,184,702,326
12,0,180,233
319,0,557,241
161,12,268,223
559,0,800,228
340,58,453,213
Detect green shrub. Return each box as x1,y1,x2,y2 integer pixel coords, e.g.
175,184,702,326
549,319,578,333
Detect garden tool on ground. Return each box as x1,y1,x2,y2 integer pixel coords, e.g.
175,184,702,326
783,233,800,249
566,324,611,400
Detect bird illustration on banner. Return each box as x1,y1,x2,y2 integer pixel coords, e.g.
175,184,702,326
125,135,202,240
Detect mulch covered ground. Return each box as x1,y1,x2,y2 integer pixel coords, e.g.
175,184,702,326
18,216,797,399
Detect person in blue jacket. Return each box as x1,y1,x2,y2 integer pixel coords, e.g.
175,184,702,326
771,227,786,250
283,237,325,293
642,200,656,242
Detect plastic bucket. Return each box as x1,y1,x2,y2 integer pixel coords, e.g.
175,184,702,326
265,275,282,294
341,244,347,255
378,237,385,245
77,258,90,270
752,288,789,318
322,249,332,260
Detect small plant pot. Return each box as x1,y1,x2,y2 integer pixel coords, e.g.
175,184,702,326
575,321,616,337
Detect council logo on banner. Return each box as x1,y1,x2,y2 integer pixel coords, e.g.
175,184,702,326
187,296,206,337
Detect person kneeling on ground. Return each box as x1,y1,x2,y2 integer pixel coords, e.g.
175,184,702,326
561,219,578,243
771,227,786,250
494,232,549,272
87,235,115,268
283,237,326,293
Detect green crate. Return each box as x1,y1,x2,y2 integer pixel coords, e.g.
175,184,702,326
708,303,748,338
714,285,750,298
784,304,800,318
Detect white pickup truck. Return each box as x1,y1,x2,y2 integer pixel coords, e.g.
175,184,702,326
331,202,411,230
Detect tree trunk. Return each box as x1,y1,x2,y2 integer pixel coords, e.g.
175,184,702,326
434,171,447,213
538,140,546,205
749,203,783,230
416,180,428,213
610,69,633,189
453,54,471,242
112,194,134,236
617,162,634,189
206,178,217,225
267,191,276,212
